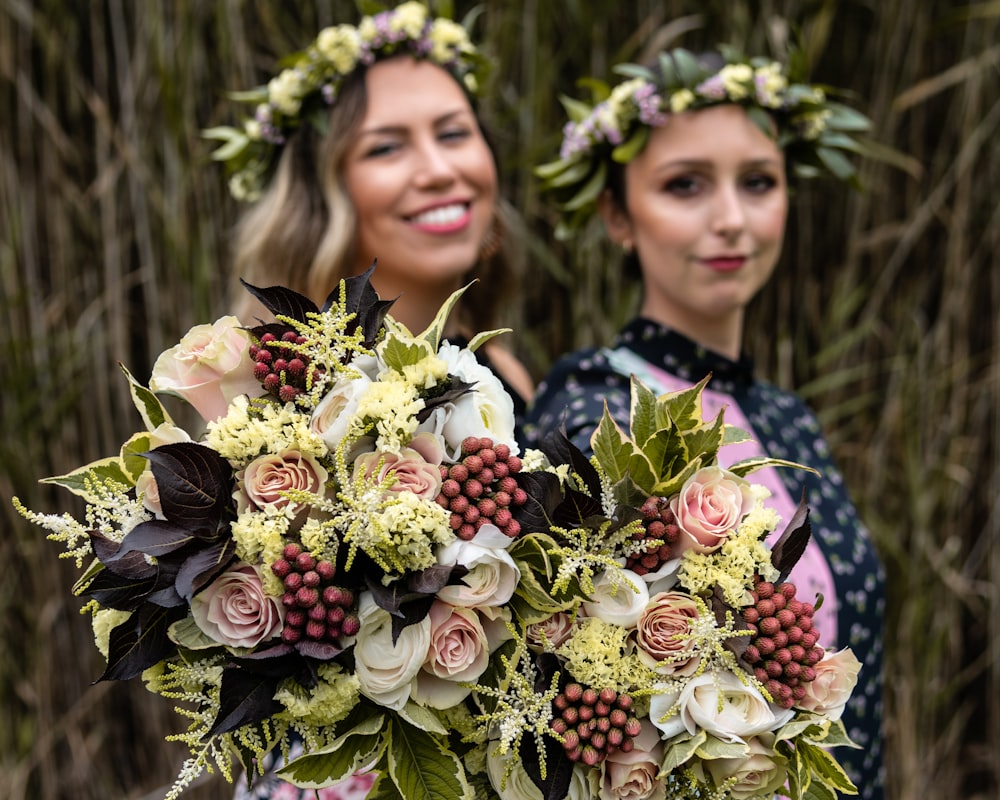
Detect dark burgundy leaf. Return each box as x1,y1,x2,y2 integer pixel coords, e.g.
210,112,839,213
511,471,563,533
80,568,158,611
240,279,319,322
334,261,396,346
417,378,476,423
109,519,196,561
206,667,284,738
539,428,602,500
770,494,812,583
390,596,436,645
552,486,603,528
176,538,237,600
144,443,235,528
408,564,455,595
295,640,343,661
99,603,184,681
89,530,157,579
521,719,573,800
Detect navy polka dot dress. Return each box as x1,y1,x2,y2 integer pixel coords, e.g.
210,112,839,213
525,318,886,799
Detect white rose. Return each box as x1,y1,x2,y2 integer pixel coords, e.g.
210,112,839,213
599,724,665,800
310,368,373,450
428,343,518,457
649,672,793,743
797,647,862,721
353,593,430,710
581,569,649,628
436,524,520,607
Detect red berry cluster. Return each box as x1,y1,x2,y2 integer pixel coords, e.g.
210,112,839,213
550,683,642,766
627,497,682,574
741,580,824,708
435,437,527,540
271,543,360,646
250,330,316,403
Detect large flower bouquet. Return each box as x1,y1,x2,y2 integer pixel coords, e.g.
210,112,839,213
16,270,860,800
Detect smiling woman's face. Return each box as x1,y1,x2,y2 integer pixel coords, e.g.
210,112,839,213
342,56,497,310
601,104,788,352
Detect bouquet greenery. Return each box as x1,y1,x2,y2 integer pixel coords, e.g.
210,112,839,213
16,270,860,800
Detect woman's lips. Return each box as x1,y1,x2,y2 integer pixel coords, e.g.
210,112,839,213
701,255,747,272
407,202,471,233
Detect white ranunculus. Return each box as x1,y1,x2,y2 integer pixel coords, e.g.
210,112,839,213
430,343,518,457
649,672,793,743
310,368,372,450
436,524,520,607
353,593,430,710
581,569,649,628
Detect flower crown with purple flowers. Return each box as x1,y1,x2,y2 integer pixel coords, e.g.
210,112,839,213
205,1,491,202
537,46,872,236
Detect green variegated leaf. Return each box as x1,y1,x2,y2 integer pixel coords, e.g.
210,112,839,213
640,425,686,484
277,715,386,788
417,283,472,352
466,327,510,353
656,375,710,432
628,376,660,447
660,731,705,773
722,423,754,446
694,734,750,760
679,412,726,464
120,364,172,430
625,449,658,496
168,616,221,650
651,455,704,499
805,717,859,749
41,457,134,497
774,715,826,743
120,432,153,482
800,740,858,793
386,718,471,800
397,701,448,735
591,406,635,486
726,456,816,478
802,781,838,800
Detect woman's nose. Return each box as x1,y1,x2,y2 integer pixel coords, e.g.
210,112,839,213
413,141,457,187
711,184,747,237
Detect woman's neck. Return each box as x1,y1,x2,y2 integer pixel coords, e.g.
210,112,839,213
638,301,744,361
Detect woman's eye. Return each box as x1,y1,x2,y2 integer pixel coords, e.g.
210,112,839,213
663,175,701,196
363,141,400,158
439,126,471,143
744,173,779,193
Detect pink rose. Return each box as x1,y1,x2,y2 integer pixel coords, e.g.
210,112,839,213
149,316,263,422
238,449,328,515
191,564,284,648
669,466,754,554
526,612,575,650
599,725,665,800
352,433,444,500
797,647,862,720
702,733,787,799
635,591,702,676
412,601,492,709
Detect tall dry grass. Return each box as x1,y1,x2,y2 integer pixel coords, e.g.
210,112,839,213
1,1,996,798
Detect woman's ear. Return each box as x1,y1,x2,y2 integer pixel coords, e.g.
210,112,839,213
597,189,634,250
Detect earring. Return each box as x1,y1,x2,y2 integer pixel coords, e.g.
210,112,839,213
621,238,634,255
478,212,502,260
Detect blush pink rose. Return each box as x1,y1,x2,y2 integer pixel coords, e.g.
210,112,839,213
797,647,862,720
526,612,576,650
190,564,284,648
635,591,702,676
669,466,755,554
352,432,444,500
412,601,491,709
149,316,263,422
702,733,787,799
599,725,665,800
238,449,328,515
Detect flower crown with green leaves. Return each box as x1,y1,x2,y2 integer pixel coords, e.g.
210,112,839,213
536,46,872,235
204,1,491,202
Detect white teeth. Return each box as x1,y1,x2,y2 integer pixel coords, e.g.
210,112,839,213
410,204,466,226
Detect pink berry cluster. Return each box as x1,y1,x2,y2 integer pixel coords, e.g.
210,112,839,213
741,580,824,708
549,683,642,766
270,543,360,646
435,437,527,540
626,497,681,574
250,329,316,403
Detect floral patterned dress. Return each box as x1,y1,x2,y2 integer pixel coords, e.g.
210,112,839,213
524,318,886,800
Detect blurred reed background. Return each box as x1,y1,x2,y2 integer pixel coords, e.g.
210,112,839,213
1,0,997,798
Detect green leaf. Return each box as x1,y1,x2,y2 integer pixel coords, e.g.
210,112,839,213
120,363,172,430
726,455,816,478
824,102,872,131
534,157,573,180
627,376,659,447
655,374,710,433
379,333,433,372
547,157,597,188
278,716,386,788
562,161,607,211
397,701,448,735
611,127,650,163
613,62,656,82
800,740,858,793
386,717,472,800
466,327,510,353
661,730,704,772
41,457,134,497
167,615,221,650
695,734,750,760
416,283,473,352
558,93,594,123
816,146,856,181
120,432,153,482
671,49,704,86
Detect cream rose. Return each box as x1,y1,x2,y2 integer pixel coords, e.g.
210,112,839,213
412,601,491,709
237,449,328,516
635,591,702,676
190,564,284,648
526,611,575,650
132,423,192,516
353,432,444,500
310,366,373,450
436,524,520,608
582,569,649,628
649,672,794,743
702,733,787,799
426,343,518,458
599,724,665,800
669,466,754,554
149,316,262,422
797,647,862,720
353,593,430,710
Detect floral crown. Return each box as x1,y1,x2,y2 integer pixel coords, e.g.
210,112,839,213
537,46,872,235
205,1,491,201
